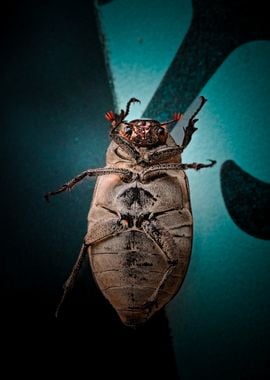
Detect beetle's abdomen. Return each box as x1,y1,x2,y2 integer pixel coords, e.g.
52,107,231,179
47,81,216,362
89,230,187,326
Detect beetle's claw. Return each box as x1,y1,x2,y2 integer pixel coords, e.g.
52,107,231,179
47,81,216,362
207,159,217,167
142,299,158,313
130,97,141,104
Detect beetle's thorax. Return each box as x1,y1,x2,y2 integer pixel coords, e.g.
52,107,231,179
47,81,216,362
106,134,180,169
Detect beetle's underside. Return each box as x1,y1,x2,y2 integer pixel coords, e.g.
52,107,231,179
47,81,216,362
88,171,193,326
45,97,216,327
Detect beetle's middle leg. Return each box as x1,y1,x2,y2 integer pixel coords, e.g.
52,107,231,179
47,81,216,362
141,218,178,312
44,167,135,201
55,216,129,317
140,161,216,182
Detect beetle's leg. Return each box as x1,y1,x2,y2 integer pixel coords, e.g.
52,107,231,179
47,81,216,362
180,117,199,150
179,160,216,170
144,146,183,165
141,218,178,312
180,96,207,150
56,217,128,318
140,161,216,182
55,242,88,318
110,132,140,161
142,218,178,266
84,216,129,246
44,167,135,201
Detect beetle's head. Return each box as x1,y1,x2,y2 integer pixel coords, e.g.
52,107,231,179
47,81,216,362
118,119,167,147
105,98,182,148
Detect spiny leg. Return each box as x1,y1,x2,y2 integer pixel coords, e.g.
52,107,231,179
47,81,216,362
55,216,129,318
44,167,135,201
181,118,199,150
140,160,216,182
110,132,140,161
180,96,207,150
141,218,178,313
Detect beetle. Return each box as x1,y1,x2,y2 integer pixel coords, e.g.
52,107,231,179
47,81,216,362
45,97,216,327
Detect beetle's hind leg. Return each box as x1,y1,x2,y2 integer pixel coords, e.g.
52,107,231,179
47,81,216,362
141,218,178,313
55,217,129,318
180,96,207,150
55,242,88,318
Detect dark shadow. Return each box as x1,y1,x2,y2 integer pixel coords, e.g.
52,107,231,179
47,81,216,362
221,160,270,240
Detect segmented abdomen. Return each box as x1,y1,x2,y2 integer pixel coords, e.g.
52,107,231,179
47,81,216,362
89,228,191,326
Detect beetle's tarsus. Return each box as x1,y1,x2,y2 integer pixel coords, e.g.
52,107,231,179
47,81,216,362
180,96,207,149
181,160,217,171
142,299,159,313
44,194,50,202
55,292,66,319
196,159,216,170
128,97,141,105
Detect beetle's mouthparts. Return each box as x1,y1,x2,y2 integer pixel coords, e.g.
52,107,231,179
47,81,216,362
136,126,150,139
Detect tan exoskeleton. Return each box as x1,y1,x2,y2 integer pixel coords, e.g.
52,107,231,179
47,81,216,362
45,97,216,327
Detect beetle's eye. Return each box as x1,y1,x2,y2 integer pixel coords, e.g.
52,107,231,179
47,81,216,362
124,125,133,136
158,127,165,135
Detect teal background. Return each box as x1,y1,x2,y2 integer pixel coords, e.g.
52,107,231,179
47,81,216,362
99,2,270,378
1,1,269,379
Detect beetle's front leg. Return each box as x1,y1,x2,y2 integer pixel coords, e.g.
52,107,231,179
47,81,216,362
180,160,216,170
180,95,207,150
44,167,135,201
110,132,140,162
181,117,199,150
145,146,183,165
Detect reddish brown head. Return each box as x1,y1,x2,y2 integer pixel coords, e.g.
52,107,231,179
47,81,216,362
120,119,167,147
105,98,182,148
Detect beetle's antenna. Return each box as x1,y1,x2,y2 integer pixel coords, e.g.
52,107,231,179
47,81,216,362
109,98,141,134
160,113,183,128
123,97,141,119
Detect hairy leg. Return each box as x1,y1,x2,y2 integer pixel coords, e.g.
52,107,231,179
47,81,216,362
55,216,128,317
141,217,178,311
44,167,135,201
110,132,140,161
144,146,183,165
140,160,216,182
